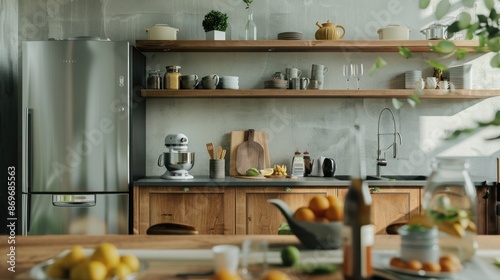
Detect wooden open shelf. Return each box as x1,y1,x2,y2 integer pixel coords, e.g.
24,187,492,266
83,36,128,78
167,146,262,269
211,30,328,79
135,40,481,53
141,89,499,99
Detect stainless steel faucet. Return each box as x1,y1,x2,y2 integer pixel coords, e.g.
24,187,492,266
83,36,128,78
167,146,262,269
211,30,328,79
376,108,402,176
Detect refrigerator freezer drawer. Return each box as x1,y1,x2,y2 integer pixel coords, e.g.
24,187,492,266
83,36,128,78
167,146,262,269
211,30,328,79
23,193,128,235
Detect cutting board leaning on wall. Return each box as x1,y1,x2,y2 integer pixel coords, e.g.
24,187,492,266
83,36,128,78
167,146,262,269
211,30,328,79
230,130,271,176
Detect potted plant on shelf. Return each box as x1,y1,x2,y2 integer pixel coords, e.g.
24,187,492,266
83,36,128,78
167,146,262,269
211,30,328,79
202,10,228,40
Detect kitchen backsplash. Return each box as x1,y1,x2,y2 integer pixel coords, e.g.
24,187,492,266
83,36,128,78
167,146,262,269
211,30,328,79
16,0,500,179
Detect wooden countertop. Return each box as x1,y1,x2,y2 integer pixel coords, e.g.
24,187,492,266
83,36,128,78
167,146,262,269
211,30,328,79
4,235,500,279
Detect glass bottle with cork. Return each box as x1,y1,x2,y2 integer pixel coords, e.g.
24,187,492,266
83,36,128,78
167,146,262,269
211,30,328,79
164,65,181,89
342,125,374,280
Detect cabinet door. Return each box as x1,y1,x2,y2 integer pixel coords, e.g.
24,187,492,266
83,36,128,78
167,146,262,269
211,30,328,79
133,186,235,235
235,187,337,235
338,186,421,235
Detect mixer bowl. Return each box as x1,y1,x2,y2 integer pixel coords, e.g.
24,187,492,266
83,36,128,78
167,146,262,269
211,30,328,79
158,152,195,172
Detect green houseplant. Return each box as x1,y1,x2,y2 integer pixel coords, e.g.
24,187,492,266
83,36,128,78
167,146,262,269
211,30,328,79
202,10,228,40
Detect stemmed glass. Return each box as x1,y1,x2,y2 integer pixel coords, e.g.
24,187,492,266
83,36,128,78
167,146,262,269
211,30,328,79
343,64,353,90
353,63,364,90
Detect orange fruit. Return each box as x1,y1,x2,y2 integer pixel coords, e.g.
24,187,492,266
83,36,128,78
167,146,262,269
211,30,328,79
211,269,241,280
293,207,316,222
315,216,329,222
308,195,330,217
261,270,291,280
325,205,343,221
326,195,343,208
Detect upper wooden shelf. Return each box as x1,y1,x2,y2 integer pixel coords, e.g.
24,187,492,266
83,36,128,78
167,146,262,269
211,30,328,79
135,40,480,53
141,89,499,99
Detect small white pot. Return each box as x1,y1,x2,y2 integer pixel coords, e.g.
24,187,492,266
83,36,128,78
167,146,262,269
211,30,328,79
146,24,179,40
377,24,410,40
206,30,225,40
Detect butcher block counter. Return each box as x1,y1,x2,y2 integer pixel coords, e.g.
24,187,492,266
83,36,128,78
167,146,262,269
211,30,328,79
4,235,500,279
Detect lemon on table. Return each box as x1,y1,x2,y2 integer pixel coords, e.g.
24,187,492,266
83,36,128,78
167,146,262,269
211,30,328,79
120,254,140,272
60,245,87,269
90,242,120,270
108,262,132,280
70,260,107,280
280,245,300,266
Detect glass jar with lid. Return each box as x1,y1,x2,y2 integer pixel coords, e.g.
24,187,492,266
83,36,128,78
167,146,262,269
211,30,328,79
422,157,478,262
147,70,162,89
164,65,181,90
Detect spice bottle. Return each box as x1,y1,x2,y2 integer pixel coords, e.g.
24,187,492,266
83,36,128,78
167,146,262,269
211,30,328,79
164,65,181,89
423,158,478,262
343,125,374,280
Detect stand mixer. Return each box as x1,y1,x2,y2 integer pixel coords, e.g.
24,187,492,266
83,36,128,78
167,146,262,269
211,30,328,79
158,134,195,179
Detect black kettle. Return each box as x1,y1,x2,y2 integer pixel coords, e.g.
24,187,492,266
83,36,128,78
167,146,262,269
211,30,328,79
322,158,336,177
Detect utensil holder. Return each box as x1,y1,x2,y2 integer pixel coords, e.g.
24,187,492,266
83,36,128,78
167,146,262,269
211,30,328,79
210,159,225,179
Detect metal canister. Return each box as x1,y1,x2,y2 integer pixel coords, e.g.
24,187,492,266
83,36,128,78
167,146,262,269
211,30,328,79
164,65,181,89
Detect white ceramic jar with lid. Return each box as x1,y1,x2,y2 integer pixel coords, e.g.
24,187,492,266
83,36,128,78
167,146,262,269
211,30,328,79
377,24,410,40
146,24,179,40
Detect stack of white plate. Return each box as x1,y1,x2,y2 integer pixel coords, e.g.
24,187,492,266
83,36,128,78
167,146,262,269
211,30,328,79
277,32,303,40
449,64,472,89
220,76,239,89
405,71,422,89
264,79,288,89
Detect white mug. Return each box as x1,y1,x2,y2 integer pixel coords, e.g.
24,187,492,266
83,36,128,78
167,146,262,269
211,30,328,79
438,80,449,90
415,78,425,90
285,68,302,79
426,77,437,89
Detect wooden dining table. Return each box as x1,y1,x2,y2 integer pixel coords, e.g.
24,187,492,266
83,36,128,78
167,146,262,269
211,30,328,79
3,234,500,279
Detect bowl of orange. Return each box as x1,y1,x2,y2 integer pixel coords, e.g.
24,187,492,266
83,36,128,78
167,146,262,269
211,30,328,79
268,195,343,250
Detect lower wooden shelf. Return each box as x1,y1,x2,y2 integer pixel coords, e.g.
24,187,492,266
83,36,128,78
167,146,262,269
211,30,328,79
141,89,499,99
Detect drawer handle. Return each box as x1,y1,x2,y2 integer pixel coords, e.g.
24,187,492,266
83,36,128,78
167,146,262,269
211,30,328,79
183,187,190,192
285,187,292,192
370,187,380,193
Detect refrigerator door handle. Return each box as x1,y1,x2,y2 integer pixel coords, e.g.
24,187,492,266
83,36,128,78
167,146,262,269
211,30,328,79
26,108,33,193
52,194,97,207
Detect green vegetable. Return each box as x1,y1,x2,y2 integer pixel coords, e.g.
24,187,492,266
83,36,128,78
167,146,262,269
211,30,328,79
494,257,500,268
245,168,260,176
281,246,300,267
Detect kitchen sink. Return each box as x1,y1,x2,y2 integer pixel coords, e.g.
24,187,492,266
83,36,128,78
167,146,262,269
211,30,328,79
381,175,428,181
333,175,383,180
332,175,427,181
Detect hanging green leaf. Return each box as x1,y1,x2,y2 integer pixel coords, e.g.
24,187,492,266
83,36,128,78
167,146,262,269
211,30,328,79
438,41,456,53
369,57,387,76
489,53,500,67
462,0,476,7
455,48,468,60
408,92,422,108
489,8,499,21
458,12,472,29
398,46,413,58
488,38,500,52
477,14,488,24
427,60,447,71
447,21,463,33
466,23,479,40
392,98,404,110
485,0,495,10
419,0,431,9
435,0,451,20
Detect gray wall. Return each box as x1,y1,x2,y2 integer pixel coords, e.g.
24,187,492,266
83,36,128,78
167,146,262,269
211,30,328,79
15,0,500,180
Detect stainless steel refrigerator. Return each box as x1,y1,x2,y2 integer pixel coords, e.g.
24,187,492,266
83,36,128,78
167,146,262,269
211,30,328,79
21,38,145,235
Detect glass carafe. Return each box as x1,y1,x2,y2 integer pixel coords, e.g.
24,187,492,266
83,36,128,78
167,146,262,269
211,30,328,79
422,158,478,262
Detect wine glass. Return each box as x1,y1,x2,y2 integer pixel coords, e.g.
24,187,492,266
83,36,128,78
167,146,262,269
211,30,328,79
353,63,364,89
343,64,353,90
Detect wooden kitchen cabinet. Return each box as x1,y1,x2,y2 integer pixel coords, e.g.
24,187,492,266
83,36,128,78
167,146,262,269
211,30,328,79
337,186,422,235
133,186,235,235
235,186,337,235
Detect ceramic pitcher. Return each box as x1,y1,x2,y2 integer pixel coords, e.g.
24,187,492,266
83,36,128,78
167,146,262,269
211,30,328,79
315,20,346,40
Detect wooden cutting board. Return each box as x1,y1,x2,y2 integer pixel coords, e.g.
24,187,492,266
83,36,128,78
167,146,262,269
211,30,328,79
235,129,265,175
230,130,270,176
